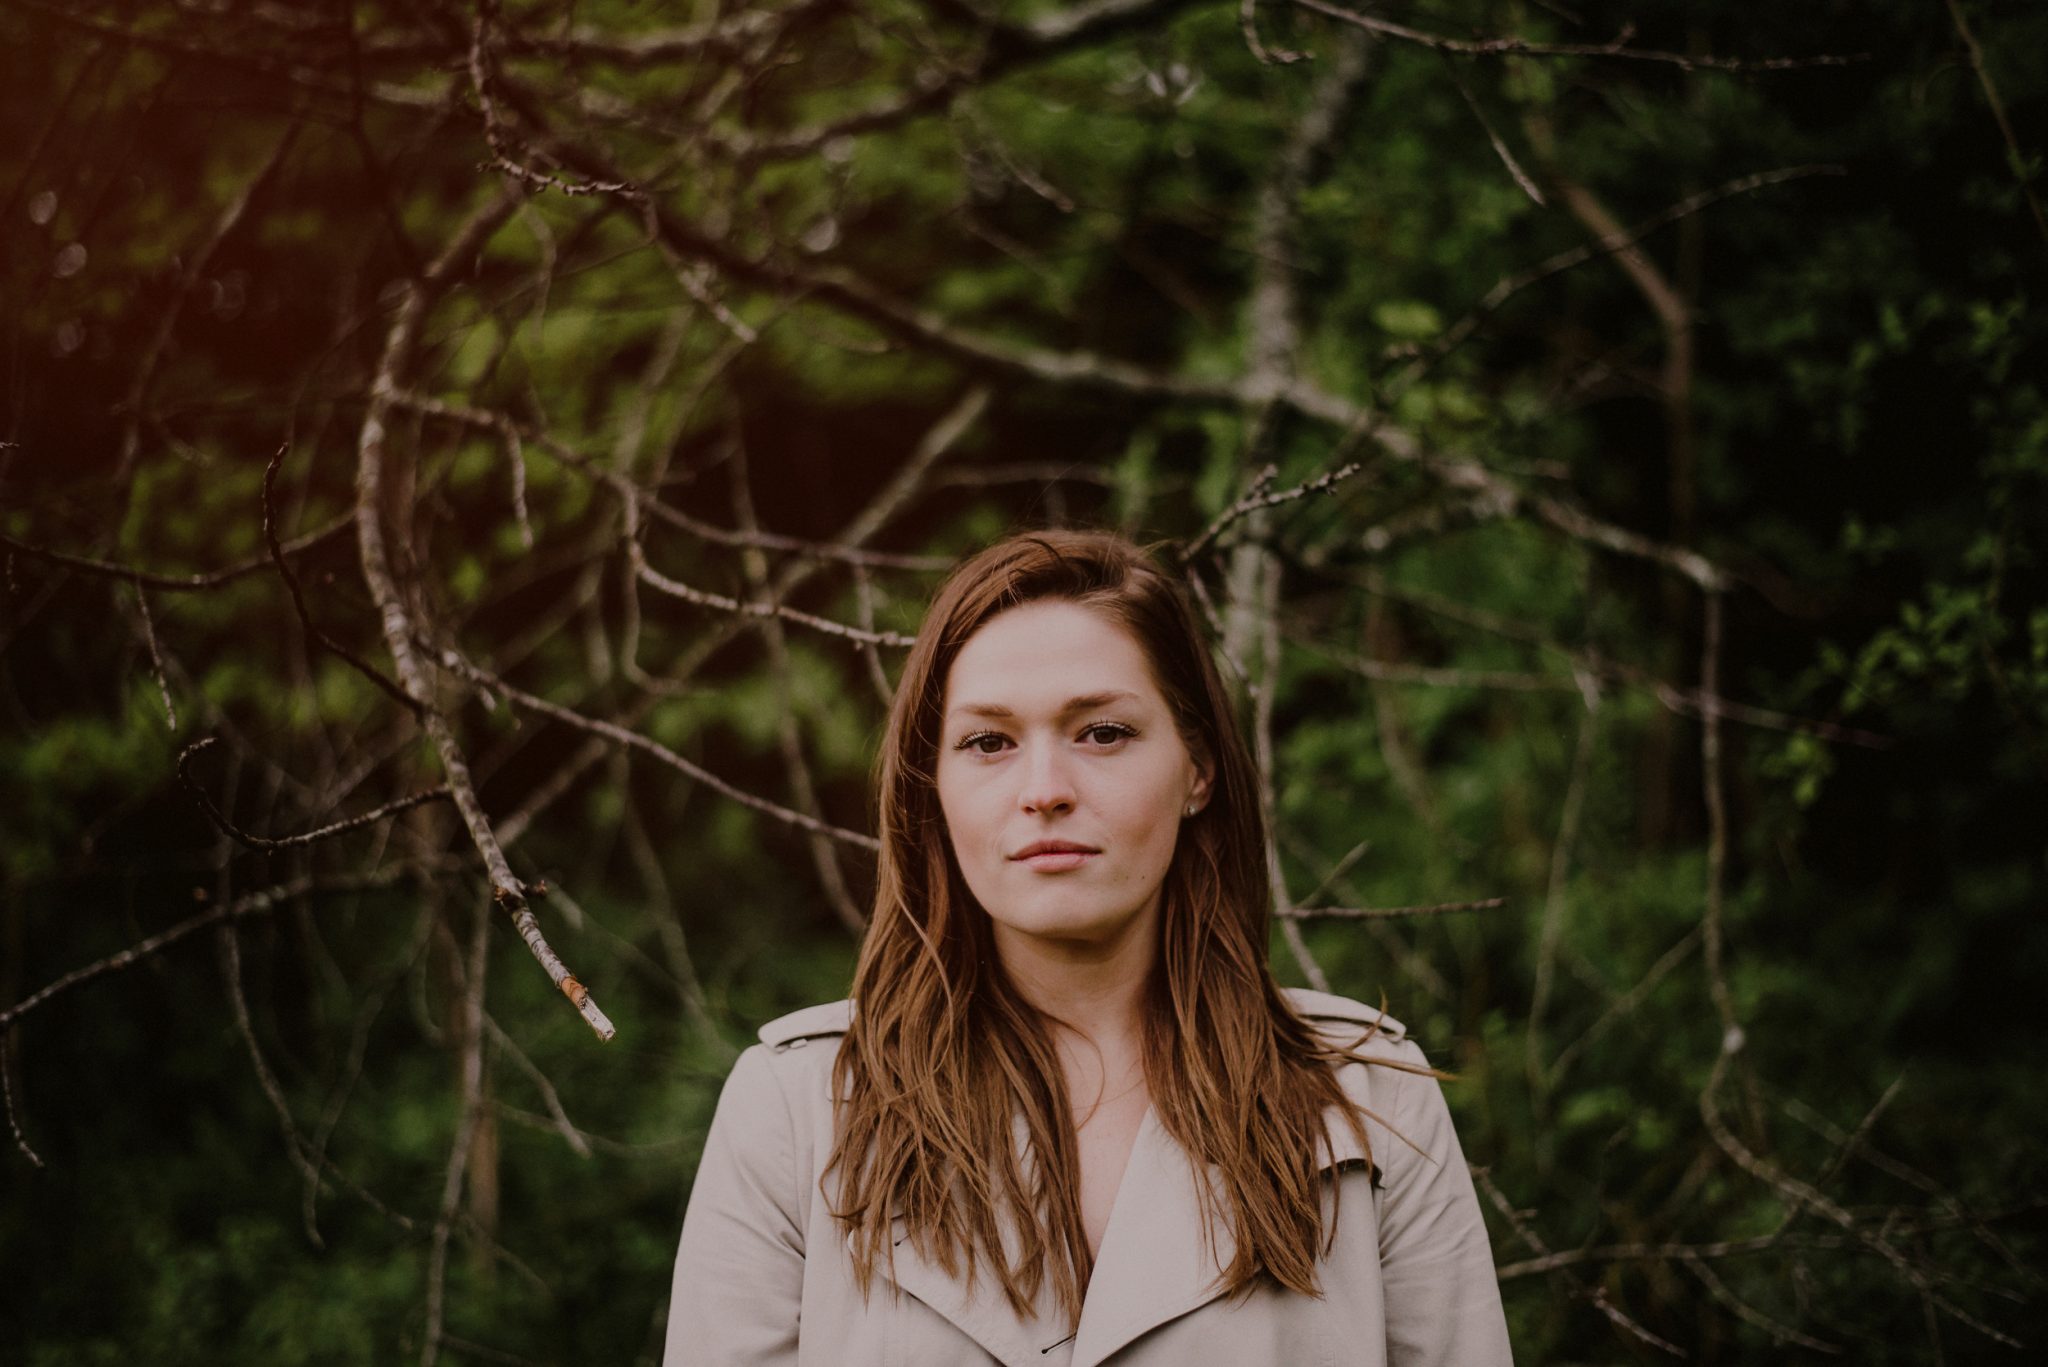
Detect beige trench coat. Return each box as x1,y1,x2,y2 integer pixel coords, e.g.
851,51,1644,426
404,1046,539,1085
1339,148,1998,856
663,988,1512,1366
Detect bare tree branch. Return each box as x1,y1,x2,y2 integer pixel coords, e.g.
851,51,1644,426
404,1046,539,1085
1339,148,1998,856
1943,0,2048,249
1289,2,1865,72
0,872,422,1035
177,736,452,852
1,1037,44,1169
1474,1164,1688,1356
0,515,356,591
428,643,880,853
420,895,491,1367
1279,897,1505,921
353,188,616,1041
217,917,327,1246
729,439,870,935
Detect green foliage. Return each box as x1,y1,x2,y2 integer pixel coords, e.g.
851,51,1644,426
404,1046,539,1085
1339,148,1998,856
3,0,2044,1361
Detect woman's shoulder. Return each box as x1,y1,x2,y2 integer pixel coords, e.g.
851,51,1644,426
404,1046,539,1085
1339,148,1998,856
1281,987,1436,1123
738,998,857,1108
755,997,854,1052
1279,985,1410,1045
705,999,854,1145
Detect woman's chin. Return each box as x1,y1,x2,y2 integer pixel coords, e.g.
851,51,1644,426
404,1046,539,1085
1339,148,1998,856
988,902,1148,952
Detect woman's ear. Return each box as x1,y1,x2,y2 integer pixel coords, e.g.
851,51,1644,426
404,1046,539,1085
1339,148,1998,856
1186,742,1215,814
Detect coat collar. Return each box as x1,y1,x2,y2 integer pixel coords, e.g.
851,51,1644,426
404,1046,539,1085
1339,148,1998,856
865,1107,1069,1367
874,1096,1374,1367
789,989,1400,1366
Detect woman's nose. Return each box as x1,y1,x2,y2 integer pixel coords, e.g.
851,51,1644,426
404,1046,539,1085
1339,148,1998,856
1018,744,1077,814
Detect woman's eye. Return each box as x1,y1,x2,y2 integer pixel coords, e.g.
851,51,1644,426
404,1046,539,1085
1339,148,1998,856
954,723,1133,756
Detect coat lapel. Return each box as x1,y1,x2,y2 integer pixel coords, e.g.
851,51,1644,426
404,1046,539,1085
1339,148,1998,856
870,1094,1376,1367
869,1108,1076,1367
1067,1099,1374,1367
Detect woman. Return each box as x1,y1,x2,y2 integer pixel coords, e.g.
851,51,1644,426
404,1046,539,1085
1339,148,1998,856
664,529,1512,1365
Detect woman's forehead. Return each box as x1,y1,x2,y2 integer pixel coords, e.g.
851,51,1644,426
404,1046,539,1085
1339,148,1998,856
943,602,1159,709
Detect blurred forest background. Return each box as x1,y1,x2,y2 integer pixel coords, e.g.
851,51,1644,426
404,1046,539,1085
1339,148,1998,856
2,0,2044,1362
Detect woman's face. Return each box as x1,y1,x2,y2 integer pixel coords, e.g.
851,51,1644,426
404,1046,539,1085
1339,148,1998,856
935,599,1211,959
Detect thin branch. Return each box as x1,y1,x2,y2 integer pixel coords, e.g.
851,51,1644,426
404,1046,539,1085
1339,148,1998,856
356,1,824,68
388,389,955,572
707,0,1207,164
1,1039,44,1168
1693,586,2022,1350
493,1101,696,1157
217,918,328,1247
1548,926,1701,1083
467,3,637,199
1701,1055,2023,1347
1289,2,1865,72
1279,896,1505,921
178,736,451,852
1943,0,2048,249
628,547,917,648
1279,826,1453,1005
1527,674,1601,1098
1443,53,1544,205
926,461,1121,491
1330,567,1890,748
1796,1074,1910,1224
1681,1250,1843,1353
848,562,902,710
128,575,177,729
1182,458,1368,564
1242,542,1329,991
644,510,953,572
482,372,973,853
353,188,615,1041
519,98,1753,606
306,902,434,1246
484,1015,589,1156
0,514,356,591
1699,590,1738,1044
420,897,491,1367
1288,633,1579,693
1244,23,1371,391
268,444,422,719
1292,835,1373,910
1238,0,1306,65
729,438,869,935
0,872,420,1033
1391,164,1843,396
429,643,880,852
1496,1231,1877,1278
1473,1165,1688,1356
1780,1095,2043,1291
617,791,720,1039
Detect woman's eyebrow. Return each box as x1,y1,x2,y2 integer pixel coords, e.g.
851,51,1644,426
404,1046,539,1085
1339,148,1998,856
946,689,1140,721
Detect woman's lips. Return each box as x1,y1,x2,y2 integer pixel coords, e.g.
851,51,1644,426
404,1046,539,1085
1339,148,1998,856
1017,851,1096,872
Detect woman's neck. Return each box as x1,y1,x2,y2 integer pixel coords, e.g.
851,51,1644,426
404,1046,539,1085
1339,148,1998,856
991,917,1154,1069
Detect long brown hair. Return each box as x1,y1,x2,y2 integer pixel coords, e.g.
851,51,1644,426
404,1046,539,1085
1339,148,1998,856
826,527,1417,1326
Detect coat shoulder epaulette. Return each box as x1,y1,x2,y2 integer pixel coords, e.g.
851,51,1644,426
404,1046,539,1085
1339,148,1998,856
1281,986,1408,1043
757,998,854,1052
